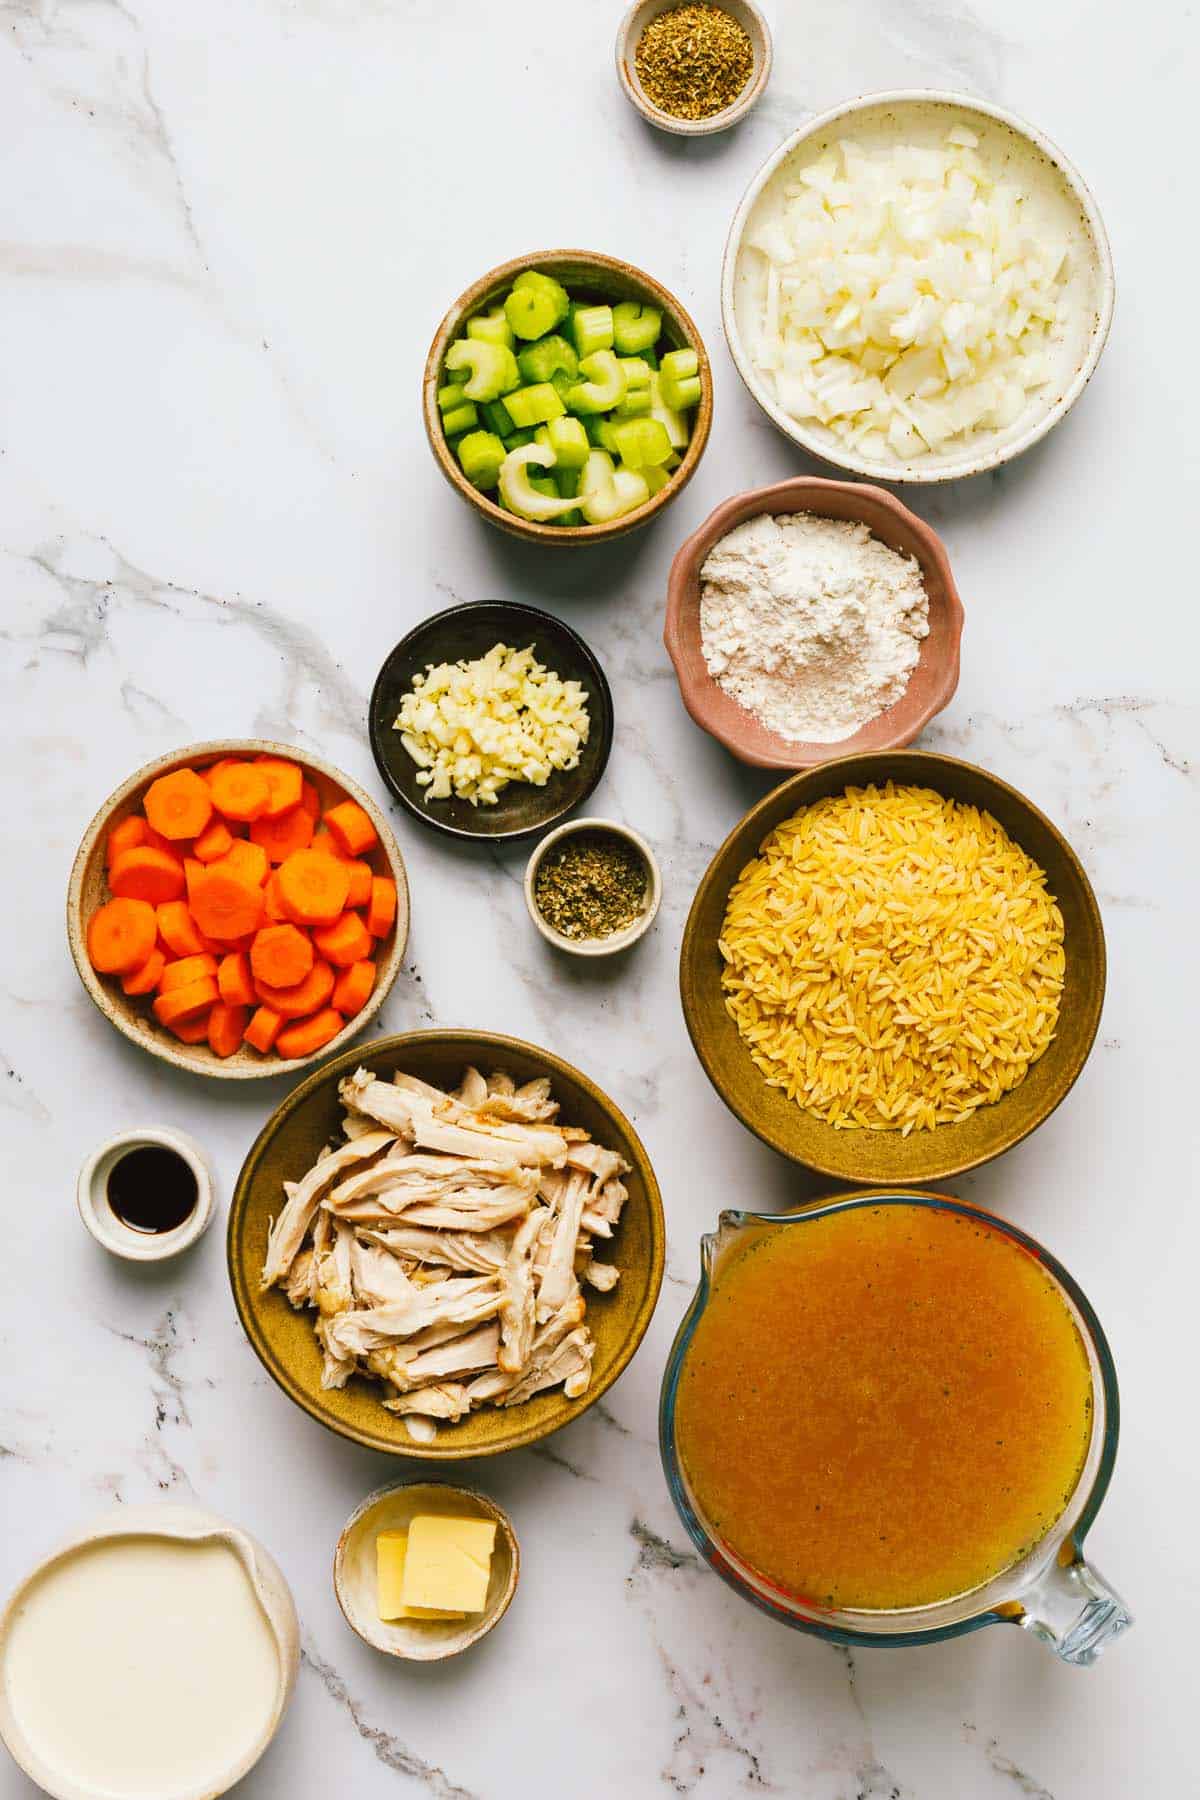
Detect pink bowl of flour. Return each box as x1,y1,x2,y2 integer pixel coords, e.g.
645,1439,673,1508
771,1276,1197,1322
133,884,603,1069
664,477,964,770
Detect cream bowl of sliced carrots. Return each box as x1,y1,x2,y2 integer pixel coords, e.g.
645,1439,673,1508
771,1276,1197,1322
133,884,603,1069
67,741,409,1078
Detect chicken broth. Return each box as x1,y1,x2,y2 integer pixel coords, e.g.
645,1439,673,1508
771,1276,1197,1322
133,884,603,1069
675,1203,1093,1611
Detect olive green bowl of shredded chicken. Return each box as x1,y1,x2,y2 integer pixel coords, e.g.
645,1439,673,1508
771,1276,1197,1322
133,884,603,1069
228,1030,665,1459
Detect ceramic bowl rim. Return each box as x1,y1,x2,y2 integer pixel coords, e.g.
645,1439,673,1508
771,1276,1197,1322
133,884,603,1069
679,749,1106,1180
523,814,664,955
614,0,773,137
720,88,1116,482
76,1125,215,1262
663,475,965,767
333,1480,520,1661
422,248,712,545
227,1028,666,1458
368,600,615,841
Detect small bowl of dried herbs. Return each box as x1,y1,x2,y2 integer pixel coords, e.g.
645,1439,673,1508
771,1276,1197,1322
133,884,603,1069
616,1,771,138
524,818,662,958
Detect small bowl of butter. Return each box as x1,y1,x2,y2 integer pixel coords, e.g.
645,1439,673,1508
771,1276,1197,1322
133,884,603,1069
334,1480,519,1661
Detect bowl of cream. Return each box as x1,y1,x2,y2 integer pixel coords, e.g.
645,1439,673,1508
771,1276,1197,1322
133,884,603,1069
0,1504,299,1800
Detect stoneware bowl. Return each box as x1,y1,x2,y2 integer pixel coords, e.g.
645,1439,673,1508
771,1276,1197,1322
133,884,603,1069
615,0,772,136
228,1029,665,1458
369,601,614,841
524,816,662,957
0,1502,299,1800
723,90,1115,482
664,476,964,768
334,1481,519,1662
680,750,1105,1183
67,740,410,1079
424,249,711,545
76,1125,215,1263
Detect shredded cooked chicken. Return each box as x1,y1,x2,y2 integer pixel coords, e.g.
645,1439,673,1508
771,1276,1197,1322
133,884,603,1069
262,1064,630,1441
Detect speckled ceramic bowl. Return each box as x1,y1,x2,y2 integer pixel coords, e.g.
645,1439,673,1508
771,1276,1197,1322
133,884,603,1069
615,0,773,137
680,751,1106,1183
334,1481,519,1662
67,741,409,1079
664,477,964,768
228,1030,665,1458
723,91,1114,482
424,250,712,545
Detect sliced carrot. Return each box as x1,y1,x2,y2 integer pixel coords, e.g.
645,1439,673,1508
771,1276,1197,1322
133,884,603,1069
299,780,321,820
207,1001,248,1058
331,958,376,1017
184,857,204,902
156,900,213,959
169,1011,213,1044
87,896,158,974
203,758,243,787
251,923,314,989
144,768,213,841
188,867,265,942
275,1007,345,1060
365,876,397,939
264,871,288,923
254,758,304,819
323,800,378,857
243,1005,283,1054
217,951,256,1007
159,952,219,993
218,839,270,888
254,958,335,1019
109,845,185,906
208,761,271,823
153,977,220,1027
344,860,373,908
277,850,351,927
312,910,372,968
193,817,235,864
219,930,258,954
106,815,148,867
121,946,166,996
250,804,313,864
310,827,348,861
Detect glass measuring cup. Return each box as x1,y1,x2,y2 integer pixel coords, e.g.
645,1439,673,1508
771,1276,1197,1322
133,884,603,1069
659,1191,1132,1664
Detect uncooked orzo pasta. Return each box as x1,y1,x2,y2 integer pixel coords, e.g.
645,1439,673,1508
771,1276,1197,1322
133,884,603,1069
719,783,1066,1132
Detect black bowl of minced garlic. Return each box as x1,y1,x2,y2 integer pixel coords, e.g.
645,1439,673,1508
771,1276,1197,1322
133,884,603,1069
524,819,662,956
616,2,772,137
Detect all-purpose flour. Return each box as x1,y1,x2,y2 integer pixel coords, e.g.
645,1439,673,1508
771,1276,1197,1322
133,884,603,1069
699,512,929,743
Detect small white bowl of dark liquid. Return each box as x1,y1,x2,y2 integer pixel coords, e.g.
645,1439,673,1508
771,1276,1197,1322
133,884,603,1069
77,1127,214,1262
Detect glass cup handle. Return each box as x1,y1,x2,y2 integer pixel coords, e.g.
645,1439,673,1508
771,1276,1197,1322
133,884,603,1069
1015,1553,1133,1666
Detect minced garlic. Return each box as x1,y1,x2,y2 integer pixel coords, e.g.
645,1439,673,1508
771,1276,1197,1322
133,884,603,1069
394,641,590,807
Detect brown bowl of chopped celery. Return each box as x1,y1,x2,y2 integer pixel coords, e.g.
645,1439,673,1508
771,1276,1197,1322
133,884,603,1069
422,251,712,545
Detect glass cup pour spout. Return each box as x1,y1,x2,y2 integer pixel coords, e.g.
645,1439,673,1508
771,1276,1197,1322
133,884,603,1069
659,1196,1133,1665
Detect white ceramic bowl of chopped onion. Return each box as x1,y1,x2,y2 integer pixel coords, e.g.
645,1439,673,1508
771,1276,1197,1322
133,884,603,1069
722,91,1114,482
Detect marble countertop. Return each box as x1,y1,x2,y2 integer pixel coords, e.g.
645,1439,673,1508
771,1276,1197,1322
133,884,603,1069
2,1,1195,1795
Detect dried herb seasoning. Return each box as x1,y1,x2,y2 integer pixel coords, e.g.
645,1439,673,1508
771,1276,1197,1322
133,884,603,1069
634,3,754,122
534,829,649,941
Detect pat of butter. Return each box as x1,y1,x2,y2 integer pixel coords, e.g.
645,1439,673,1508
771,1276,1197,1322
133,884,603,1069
400,1515,497,1617
376,1531,465,1622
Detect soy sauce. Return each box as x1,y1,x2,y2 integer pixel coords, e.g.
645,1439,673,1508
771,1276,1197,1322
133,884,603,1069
107,1145,197,1235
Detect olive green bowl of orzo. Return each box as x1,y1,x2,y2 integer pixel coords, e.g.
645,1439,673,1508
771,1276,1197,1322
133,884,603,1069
680,751,1105,1183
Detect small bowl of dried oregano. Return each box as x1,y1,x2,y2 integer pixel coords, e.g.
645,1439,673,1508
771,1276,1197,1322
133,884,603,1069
615,1,772,138
524,818,662,958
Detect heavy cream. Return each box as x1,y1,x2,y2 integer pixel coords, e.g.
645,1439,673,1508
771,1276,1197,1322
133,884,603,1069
3,1534,281,1798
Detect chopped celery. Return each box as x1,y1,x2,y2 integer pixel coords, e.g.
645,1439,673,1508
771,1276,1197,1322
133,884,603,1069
517,334,578,386
614,388,652,419
566,349,625,414
642,346,659,370
545,414,589,470
444,338,520,402
498,444,583,521
505,270,570,341
456,430,506,491
568,303,614,358
480,398,515,437
503,383,566,428
502,428,536,450
642,465,673,497
617,356,652,391
466,308,515,350
578,449,650,524
648,372,690,449
438,382,470,413
583,417,621,455
612,417,673,468
556,467,581,499
528,475,558,499
659,347,702,410
513,269,570,314
612,300,662,355
441,402,479,437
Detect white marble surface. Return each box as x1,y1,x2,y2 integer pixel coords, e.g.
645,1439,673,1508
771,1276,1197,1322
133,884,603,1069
2,1,1196,1795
